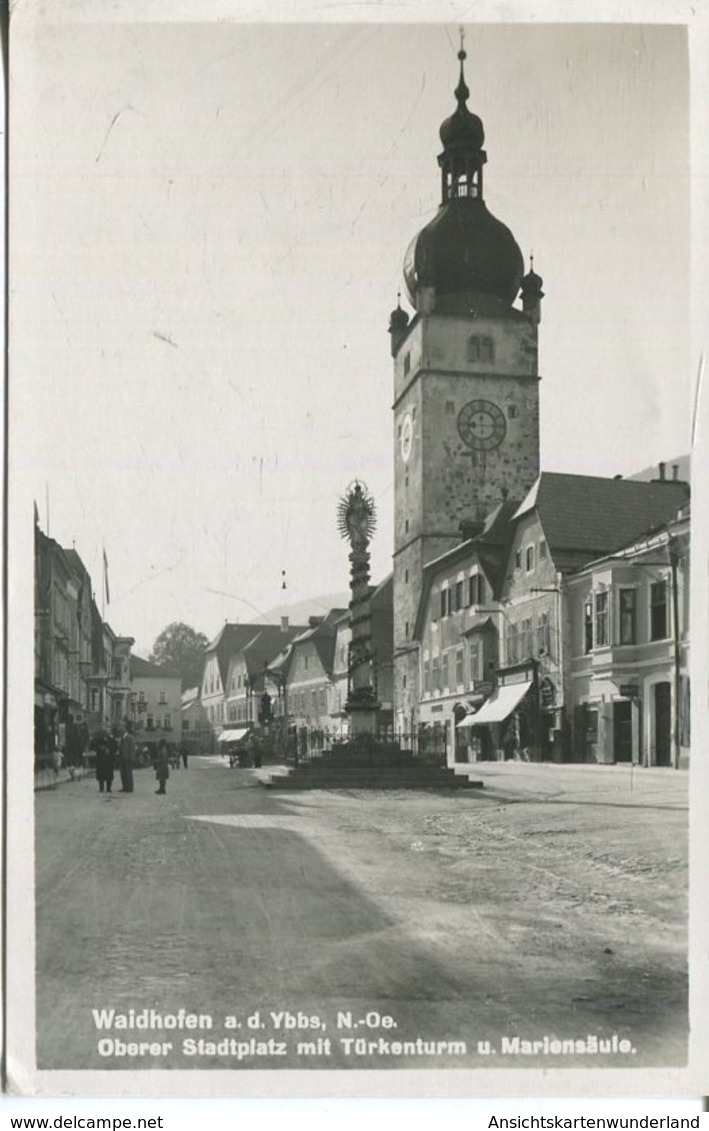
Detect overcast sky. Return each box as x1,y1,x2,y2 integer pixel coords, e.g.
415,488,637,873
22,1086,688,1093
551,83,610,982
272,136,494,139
12,17,692,655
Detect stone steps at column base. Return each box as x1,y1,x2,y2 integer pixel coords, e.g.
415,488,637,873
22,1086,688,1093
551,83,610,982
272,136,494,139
263,766,483,791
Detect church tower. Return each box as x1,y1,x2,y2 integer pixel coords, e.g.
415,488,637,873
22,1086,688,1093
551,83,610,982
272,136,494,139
390,40,543,728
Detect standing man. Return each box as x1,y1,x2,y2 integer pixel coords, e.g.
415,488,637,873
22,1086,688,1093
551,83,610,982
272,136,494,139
118,723,136,793
94,730,115,794
155,739,170,795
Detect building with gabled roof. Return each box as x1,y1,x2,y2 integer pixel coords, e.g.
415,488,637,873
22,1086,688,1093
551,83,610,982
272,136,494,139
129,655,182,748
224,621,306,726
565,500,690,767
200,622,270,729
513,472,689,572
410,471,690,767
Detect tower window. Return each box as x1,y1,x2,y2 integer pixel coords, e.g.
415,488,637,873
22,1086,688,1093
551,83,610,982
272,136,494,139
467,336,480,362
525,546,535,573
404,353,411,376
445,400,455,415
480,337,494,364
507,404,518,419
405,519,409,533
404,569,409,583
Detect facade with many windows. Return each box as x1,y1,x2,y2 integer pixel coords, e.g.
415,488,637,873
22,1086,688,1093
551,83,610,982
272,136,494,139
223,623,305,726
129,656,182,749
567,503,690,767
411,471,689,766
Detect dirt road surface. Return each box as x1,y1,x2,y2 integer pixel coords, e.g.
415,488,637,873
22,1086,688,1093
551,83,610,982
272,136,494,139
34,757,687,1072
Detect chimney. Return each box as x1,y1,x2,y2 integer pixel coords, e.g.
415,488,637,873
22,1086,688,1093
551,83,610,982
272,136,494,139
658,461,666,481
459,519,484,542
280,615,289,633
672,464,679,481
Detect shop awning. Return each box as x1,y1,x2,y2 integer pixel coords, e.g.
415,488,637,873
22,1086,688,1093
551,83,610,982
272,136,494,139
217,727,251,744
457,681,532,727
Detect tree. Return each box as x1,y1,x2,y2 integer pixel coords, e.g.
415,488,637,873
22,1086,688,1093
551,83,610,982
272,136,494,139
149,622,209,691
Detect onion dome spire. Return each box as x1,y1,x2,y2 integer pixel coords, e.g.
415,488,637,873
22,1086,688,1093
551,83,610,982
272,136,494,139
401,29,524,313
437,29,486,203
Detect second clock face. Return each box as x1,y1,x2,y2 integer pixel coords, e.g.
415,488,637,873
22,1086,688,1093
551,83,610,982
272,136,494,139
457,399,507,451
400,412,413,463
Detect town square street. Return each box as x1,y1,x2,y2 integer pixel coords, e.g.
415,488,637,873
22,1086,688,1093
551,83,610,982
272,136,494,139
34,758,688,1072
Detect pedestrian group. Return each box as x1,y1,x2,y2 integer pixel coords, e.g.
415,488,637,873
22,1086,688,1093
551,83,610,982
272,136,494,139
88,722,186,798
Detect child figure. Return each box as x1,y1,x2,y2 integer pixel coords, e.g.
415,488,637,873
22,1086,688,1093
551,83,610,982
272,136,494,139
155,739,170,795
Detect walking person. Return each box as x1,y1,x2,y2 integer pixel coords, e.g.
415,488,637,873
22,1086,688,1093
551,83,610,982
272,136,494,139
50,736,63,785
94,730,114,794
155,738,170,795
181,745,188,769
118,723,136,793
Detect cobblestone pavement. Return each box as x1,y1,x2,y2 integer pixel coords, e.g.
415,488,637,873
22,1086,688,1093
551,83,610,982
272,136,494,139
34,758,688,1072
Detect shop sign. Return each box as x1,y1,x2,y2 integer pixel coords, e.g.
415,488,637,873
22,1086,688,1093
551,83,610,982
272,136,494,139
540,677,556,707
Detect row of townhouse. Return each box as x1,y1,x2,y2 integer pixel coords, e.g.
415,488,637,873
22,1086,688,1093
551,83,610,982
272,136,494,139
192,577,394,748
412,469,690,768
34,524,134,762
34,520,182,764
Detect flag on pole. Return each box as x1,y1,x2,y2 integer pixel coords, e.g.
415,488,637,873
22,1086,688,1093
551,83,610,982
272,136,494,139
103,548,110,605
34,500,40,527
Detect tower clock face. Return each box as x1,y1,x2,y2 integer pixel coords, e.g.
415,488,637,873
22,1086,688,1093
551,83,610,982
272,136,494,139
457,399,507,451
400,412,413,463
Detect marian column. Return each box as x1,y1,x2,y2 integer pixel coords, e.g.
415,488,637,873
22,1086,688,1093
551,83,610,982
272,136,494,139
337,481,380,736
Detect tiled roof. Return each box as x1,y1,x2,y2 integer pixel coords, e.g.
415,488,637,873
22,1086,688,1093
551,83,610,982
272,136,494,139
518,473,689,561
130,655,180,679
205,623,273,685
242,625,307,673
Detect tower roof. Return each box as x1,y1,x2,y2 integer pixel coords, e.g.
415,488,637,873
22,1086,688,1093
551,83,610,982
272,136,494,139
402,35,523,312
438,43,485,154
